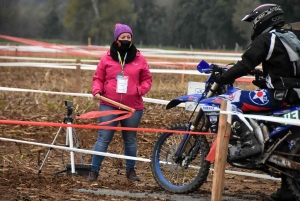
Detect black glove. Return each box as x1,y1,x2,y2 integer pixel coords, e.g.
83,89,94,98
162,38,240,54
252,79,267,88
250,69,266,88
249,69,263,80
249,69,263,76
211,64,226,84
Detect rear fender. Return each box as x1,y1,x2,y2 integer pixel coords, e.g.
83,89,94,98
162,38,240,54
166,94,203,109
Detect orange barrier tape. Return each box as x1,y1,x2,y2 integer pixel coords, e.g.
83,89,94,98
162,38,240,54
0,51,72,57
206,137,217,162
0,119,215,136
0,35,101,58
235,77,254,83
206,133,231,162
76,110,133,125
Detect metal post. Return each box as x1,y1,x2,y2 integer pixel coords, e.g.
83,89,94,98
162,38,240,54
67,123,75,174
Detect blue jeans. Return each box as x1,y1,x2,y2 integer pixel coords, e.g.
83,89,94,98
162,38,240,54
91,104,143,172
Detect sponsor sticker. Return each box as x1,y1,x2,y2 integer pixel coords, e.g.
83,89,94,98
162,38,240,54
209,116,218,124
201,105,219,111
249,90,269,105
188,96,194,101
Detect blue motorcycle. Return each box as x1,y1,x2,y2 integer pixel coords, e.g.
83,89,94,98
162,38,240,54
150,60,300,198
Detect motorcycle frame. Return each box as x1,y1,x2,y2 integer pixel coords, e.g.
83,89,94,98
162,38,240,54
174,82,300,177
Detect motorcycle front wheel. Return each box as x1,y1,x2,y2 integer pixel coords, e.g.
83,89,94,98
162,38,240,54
150,122,211,193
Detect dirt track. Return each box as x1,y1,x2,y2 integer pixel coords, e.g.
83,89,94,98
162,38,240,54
0,66,279,200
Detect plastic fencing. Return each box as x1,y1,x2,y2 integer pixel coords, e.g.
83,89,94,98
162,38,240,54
0,54,279,181
0,86,288,181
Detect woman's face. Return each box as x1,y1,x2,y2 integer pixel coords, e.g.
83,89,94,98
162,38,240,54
118,33,132,41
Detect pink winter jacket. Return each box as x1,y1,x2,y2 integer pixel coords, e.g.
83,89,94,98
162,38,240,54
92,50,152,110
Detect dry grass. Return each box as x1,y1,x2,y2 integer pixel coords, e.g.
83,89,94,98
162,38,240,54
0,60,275,201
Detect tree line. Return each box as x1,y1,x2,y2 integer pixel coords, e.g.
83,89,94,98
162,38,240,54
0,0,299,50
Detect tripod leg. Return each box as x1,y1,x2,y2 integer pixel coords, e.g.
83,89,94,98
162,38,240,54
65,127,69,147
38,126,63,174
67,123,76,174
72,128,84,164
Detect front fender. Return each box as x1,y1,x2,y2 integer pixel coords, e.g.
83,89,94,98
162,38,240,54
166,94,204,109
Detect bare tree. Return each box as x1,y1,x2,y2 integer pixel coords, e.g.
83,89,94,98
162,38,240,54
91,0,99,17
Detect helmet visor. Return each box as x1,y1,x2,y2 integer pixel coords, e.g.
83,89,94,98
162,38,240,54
241,14,252,22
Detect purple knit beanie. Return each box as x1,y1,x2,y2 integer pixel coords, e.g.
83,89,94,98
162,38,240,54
114,23,133,41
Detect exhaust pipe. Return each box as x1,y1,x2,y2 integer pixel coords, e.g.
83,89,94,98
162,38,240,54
248,118,264,154
268,154,300,170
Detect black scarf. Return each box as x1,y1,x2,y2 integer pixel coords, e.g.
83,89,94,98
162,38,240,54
110,41,137,63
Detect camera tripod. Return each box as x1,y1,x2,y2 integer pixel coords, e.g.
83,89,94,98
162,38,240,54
38,101,84,175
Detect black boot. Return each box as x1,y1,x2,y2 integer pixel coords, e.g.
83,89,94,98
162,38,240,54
229,121,262,160
87,169,99,181
270,177,295,201
270,188,295,201
126,168,140,181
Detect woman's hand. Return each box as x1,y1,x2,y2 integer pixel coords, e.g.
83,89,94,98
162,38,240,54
94,93,102,100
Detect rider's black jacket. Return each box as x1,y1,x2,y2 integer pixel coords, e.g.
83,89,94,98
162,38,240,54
219,28,300,90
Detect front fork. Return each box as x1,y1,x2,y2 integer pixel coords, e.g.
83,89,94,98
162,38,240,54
172,82,219,165
173,109,205,164
174,122,192,157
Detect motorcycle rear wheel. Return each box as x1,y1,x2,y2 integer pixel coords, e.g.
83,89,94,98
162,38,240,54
150,122,211,193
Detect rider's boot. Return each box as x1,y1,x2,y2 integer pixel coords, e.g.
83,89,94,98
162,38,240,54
229,121,262,160
270,176,295,201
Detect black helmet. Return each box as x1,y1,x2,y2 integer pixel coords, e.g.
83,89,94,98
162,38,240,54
242,4,284,40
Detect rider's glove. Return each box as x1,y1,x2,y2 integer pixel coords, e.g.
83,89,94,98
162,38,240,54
249,69,263,77
252,79,267,88
250,69,264,81
211,64,226,84
250,69,266,88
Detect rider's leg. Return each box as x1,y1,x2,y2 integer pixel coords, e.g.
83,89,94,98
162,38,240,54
229,118,262,160
228,89,284,160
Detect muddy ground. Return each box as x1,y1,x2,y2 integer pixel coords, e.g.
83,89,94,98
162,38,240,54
0,66,280,201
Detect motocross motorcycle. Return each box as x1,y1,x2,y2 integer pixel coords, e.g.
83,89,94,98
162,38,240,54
150,60,300,199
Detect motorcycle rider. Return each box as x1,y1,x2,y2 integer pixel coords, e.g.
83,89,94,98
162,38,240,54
212,4,299,201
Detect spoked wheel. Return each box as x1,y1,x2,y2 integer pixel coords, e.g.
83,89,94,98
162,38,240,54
285,141,300,200
150,123,211,193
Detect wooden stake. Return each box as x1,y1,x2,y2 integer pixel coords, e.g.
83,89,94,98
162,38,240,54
75,59,81,93
181,59,187,84
99,96,136,113
15,44,18,57
211,100,232,201
88,37,91,46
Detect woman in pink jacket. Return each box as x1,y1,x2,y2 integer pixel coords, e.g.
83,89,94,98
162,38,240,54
87,23,152,182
